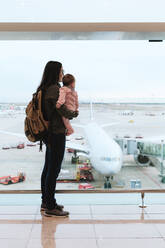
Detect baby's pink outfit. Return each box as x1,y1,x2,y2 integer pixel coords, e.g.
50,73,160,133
57,86,78,135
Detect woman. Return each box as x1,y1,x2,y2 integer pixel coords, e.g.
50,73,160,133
38,61,78,217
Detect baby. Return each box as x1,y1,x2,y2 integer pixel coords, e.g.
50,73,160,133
56,74,79,136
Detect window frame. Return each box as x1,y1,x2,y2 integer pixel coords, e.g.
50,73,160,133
0,22,165,32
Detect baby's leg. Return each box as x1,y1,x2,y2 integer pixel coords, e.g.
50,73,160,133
62,117,74,136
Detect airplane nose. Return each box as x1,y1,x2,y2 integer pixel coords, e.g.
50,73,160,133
98,160,122,176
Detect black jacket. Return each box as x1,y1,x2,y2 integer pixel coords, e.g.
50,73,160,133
42,83,78,134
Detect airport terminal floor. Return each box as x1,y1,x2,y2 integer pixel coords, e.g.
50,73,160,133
1,194,165,247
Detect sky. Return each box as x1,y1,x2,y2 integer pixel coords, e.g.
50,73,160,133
0,40,165,103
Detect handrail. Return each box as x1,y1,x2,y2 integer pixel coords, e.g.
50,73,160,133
0,189,164,208
0,189,165,194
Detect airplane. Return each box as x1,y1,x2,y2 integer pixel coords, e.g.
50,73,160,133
0,123,123,189
66,121,123,188
65,102,123,188
119,110,134,116
1,102,163,188
0,101,124,188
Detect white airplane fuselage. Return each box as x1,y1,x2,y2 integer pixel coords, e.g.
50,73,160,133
84,122,123,177
0,119,123,178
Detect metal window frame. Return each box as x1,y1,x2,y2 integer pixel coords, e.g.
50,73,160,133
0,189,165,194
0,22,165,32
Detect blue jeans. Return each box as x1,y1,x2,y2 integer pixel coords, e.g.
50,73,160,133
41,133,66,209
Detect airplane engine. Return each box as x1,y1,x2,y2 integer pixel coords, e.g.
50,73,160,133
134,153,150,166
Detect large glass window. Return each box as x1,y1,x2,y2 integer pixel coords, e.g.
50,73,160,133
0,40,165,191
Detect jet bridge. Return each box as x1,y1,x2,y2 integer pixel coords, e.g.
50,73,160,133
115,138,138,155
137,141,165,182
115,138,165,182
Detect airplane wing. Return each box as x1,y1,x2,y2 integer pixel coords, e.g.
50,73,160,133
0,130,90,152
73,122,120,129
101,122,119,128
72,123,84,128
66,141,90,153
0,130,25,138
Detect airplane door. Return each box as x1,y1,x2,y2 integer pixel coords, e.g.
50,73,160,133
127,140,137,155
123,140,128,155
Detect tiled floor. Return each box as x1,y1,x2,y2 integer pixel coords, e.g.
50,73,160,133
1,205,165,248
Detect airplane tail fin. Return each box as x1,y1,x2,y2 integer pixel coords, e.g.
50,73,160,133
72,99,94,129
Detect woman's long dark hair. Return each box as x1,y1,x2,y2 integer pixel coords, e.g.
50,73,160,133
37,61,62,92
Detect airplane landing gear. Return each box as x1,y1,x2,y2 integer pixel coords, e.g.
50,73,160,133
71,150,79,164
104,177,112,189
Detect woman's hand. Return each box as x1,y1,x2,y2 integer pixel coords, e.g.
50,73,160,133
56,102,61,109
57,105,79,119
73,110,79,117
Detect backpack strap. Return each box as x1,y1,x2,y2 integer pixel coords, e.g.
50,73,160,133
39,140,43,152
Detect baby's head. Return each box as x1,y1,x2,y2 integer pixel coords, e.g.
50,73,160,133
62,74,75,88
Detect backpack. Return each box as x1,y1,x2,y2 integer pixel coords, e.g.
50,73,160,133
24,90,49,144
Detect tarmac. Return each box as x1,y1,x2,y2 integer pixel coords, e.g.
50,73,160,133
0,103,165,191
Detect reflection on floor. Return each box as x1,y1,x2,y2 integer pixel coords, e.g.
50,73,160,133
0,204,165,247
